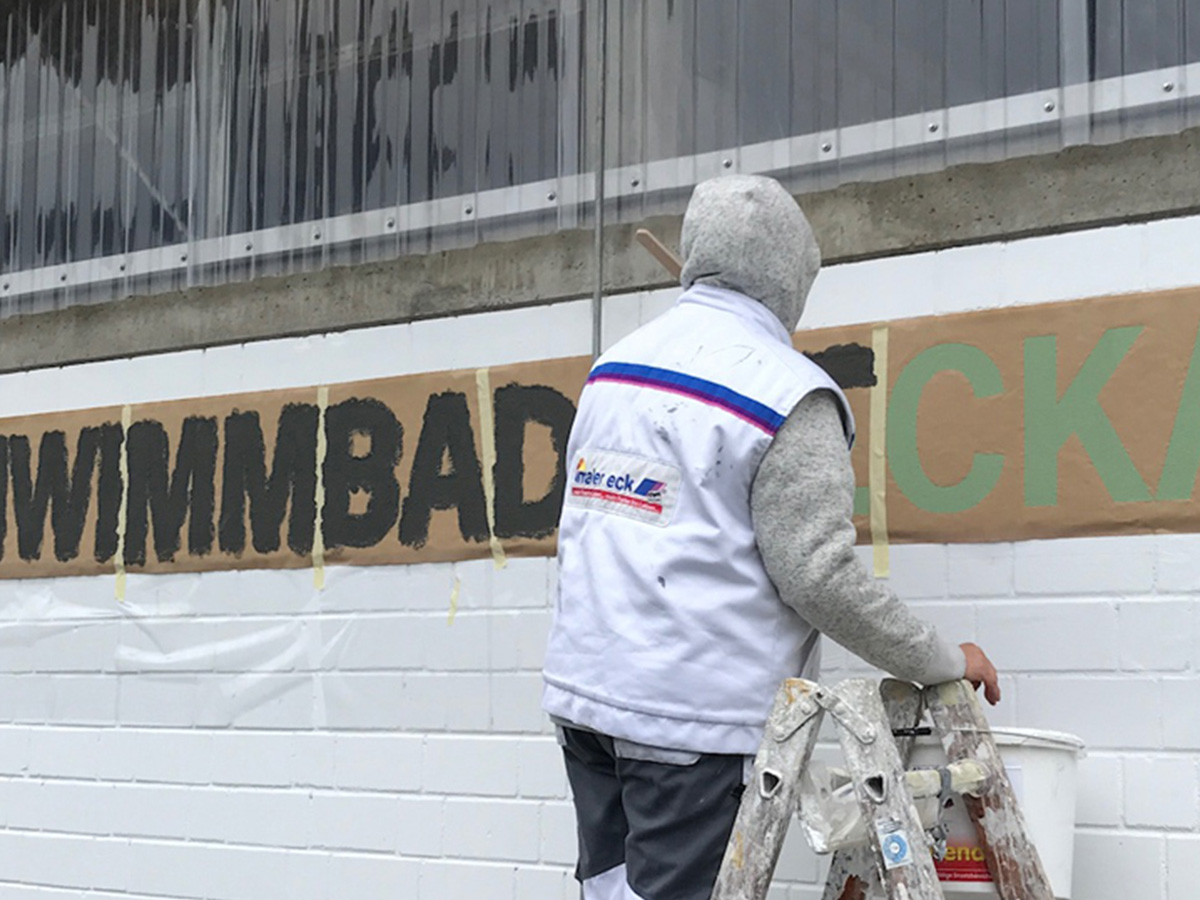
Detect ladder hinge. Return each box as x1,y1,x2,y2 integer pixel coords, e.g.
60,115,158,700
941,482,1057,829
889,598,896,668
771,694,823,742
815,687,877,744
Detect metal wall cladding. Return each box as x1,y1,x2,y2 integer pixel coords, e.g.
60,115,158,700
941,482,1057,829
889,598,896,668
2,0,1199,317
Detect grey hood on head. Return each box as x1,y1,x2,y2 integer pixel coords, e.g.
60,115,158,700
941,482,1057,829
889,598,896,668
679,175,821,333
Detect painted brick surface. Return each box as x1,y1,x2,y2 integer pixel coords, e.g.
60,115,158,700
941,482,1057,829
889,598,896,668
976,600,1120,671
0,218,1197,899
1076,755,1124,827
1072,832,1166,900
1119,599,1195,672
1124,756,1199,829
1014,536,1157,596
1167,834,1200,900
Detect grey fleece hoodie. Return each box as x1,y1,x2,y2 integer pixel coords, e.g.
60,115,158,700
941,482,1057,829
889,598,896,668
681,175,966,686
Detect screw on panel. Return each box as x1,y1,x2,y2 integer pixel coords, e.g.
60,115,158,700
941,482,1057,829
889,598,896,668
2,284,8,291
180,253,188,262
60,274,67,282
119,264,126,272
464,205,474,216
821,142,833,153
928,122,939,133
313,231,322,240
547,191,557,201
386,217,396,228
630,178,640,187
1164,81,1176,93
722,159,732,169
245,242,253,252
1044,100,1056,112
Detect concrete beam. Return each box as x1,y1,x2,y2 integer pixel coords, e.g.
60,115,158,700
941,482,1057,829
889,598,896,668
3,127,1200,373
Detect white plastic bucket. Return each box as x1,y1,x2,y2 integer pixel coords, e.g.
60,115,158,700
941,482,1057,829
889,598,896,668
910,727,1085,900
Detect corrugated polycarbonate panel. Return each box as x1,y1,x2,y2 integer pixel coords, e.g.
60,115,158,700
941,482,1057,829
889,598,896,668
0,0,590,314
2,0,1200,316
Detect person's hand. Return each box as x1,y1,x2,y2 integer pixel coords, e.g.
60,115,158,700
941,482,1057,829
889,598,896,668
960,642,1000,705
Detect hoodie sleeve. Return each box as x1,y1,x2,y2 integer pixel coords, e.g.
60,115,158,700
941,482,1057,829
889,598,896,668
750,390,966,685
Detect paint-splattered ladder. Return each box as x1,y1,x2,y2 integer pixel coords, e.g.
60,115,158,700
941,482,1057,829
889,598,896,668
710,678,1055,900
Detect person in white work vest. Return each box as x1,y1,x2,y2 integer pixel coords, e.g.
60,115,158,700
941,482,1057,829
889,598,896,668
542,174,1000,900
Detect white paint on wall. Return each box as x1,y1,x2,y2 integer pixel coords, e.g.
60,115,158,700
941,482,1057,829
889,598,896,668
0,214,1198,899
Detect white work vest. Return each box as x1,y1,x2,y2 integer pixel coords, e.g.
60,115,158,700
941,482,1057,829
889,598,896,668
542,285,855,755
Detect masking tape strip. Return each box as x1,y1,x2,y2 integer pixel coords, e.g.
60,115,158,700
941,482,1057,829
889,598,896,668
312,386,329,590
448,575,461,625
870,326,891,578
474,367,508,569
114,404,132,602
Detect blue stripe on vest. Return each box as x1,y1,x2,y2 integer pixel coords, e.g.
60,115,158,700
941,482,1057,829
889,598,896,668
587,362,786,435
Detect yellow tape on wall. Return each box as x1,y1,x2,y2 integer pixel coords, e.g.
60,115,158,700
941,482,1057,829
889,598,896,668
114,404,132,601
869,326,890,578
312,386,329,590
475,367,508,570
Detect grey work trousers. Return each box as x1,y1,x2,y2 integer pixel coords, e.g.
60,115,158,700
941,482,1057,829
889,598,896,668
559,726,745,900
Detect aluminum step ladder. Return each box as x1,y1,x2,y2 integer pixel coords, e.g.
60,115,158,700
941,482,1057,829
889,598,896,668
711,678,1055,900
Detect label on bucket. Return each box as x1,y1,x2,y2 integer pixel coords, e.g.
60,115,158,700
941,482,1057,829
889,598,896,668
933,765,1023,884
937,844,990,882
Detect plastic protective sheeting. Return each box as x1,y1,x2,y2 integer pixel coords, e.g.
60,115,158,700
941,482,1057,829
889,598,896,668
1,0,591,315
0,561,529,731
3,1,1200,316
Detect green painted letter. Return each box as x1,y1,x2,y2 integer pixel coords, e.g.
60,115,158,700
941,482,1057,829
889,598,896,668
1157,323,1200,501
854,485,870,517
888,343,1005,514
1024,326,1150,507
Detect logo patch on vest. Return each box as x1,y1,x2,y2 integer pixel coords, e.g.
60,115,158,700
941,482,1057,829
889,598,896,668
566,449,681,526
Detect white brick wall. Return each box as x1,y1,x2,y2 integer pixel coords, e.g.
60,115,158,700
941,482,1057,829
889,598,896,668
0,214,1198,898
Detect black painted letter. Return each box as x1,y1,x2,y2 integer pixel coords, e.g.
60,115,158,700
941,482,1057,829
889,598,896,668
0,437,8,562
8,425,123,563
493,384,575,539
219,404,318,556
125,417,219,565
399,391,488,548
322,398,403,549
